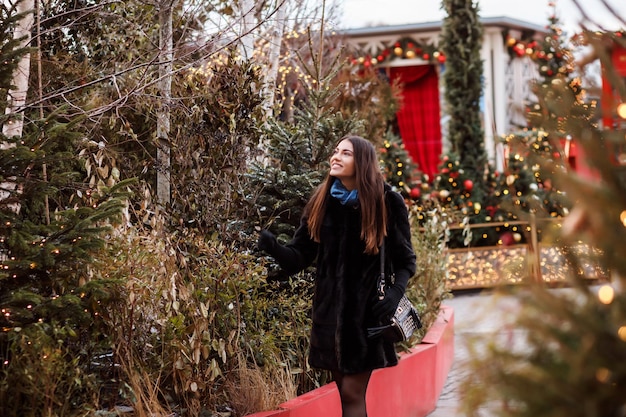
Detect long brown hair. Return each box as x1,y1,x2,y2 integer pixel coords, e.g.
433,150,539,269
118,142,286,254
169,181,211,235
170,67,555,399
305,135,387,254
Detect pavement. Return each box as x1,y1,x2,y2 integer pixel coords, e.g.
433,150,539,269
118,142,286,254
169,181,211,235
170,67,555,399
426,288,526,417
427,286,601,417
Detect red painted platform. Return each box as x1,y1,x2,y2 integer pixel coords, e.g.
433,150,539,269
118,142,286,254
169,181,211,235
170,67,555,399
245,306,455,417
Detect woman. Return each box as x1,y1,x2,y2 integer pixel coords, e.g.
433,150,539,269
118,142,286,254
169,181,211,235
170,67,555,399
258,135,416,417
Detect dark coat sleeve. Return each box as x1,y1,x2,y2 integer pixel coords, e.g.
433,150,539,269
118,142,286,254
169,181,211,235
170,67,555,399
385,190,417,291
270,216,319,275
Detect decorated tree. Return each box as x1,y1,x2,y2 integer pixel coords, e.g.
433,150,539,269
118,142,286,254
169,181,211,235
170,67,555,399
460,13,626,416
440,0,487,200
496,6,582,233
425,152,501,247
0,83,130,417
498,130,570,220
379,129,425,199
331,64,403,144
526,3,581,134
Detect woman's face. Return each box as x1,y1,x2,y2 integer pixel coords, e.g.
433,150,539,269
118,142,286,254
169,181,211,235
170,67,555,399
329,139,356,189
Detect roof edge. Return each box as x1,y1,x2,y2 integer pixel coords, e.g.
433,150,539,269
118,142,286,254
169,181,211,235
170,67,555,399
341,16,548,37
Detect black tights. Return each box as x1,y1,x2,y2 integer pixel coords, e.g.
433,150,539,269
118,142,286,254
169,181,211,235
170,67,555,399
332,370,373,417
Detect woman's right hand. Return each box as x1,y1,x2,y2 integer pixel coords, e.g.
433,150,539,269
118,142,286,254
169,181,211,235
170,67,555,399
258,230,277,254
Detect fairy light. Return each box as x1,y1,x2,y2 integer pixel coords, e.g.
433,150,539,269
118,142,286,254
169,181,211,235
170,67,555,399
596,368,611,383
618,326,626,342
598,285,614,305
617,103,626,119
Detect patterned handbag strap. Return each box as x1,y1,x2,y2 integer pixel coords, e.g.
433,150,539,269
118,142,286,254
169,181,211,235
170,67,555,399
377,240,386,301
377,189,389,301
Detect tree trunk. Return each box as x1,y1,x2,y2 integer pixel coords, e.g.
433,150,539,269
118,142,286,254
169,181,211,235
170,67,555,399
2,0,34,214
156,0,173,208
263,2,286,115
238,0,255,59
2,0,34,139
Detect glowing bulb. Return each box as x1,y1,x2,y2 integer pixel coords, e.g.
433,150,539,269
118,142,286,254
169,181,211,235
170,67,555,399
598,285,614,305
617,103,626,119
618,326,626,342
596,368,610,383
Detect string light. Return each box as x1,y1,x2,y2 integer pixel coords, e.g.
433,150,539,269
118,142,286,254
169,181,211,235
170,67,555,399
447,244,606,289
598,285,614,305
618,326,626,342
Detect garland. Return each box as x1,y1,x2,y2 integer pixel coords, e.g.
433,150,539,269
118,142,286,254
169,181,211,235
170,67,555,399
351,36,446,68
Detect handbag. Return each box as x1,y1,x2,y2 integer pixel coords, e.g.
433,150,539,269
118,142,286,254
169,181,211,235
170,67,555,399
367,240,422,343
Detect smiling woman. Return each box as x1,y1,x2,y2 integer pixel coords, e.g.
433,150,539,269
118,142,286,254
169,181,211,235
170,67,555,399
258,135,418,417
329,139,356,189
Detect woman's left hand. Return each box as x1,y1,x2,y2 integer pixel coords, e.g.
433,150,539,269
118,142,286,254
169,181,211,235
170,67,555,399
372,285,403,319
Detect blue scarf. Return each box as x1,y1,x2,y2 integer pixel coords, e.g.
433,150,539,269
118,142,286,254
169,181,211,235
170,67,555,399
330,178,359,206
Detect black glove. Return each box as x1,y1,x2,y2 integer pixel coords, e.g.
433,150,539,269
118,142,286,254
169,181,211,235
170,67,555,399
258,230,278,254
257,230,301,274
372,285,404,320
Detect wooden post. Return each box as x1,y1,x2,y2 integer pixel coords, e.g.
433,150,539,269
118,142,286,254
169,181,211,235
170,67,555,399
528,213,542,283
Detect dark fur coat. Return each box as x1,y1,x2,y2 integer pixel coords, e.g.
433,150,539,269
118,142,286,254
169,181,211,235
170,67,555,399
276,185,416,374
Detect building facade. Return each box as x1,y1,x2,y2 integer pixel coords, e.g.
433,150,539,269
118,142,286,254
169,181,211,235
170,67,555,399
343,17,549,174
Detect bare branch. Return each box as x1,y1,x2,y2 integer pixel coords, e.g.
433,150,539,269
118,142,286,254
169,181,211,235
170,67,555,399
600,0,626,27
570,0,625,31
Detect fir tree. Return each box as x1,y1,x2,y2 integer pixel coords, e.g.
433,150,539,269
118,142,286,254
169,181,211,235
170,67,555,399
495,8,583,244
0,7,130,412
0,113,132,415
248,33,363,241
379,129,424,198
429,152,500,247
526,4,581,135
459,26,626,417
440,0,487,198
498,130,570,220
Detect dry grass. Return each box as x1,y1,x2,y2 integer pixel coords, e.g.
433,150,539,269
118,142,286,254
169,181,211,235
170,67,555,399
115,348,173,417
224,354,297,416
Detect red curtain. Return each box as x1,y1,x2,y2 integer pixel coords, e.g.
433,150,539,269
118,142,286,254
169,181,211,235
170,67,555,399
389,65,442,179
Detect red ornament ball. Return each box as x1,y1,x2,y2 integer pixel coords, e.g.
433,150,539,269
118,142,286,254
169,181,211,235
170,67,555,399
463,179,474,191
410,187,421,199
500,232,514,246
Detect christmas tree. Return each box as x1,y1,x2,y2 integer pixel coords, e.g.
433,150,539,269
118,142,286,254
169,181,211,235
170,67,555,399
379,129,425,199
426,152,501,247
0,7,130,412
495,6,583,243
526,3,582,135
459,21,626,417
440,0,487,199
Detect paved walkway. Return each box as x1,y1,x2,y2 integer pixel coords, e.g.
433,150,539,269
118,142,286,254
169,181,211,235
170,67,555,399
427,289,524,417
427,286,599,417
